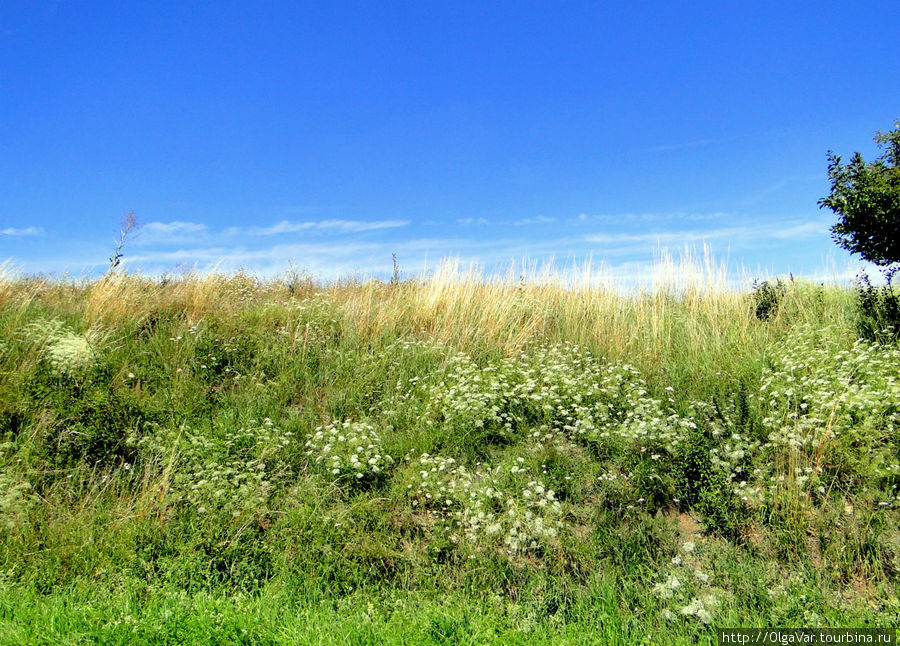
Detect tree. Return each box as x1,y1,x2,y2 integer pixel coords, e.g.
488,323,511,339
818,120,900,267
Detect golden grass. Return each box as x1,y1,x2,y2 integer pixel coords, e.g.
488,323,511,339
1,251,856,382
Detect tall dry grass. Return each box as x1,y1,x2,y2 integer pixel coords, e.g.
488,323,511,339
1,250,855,386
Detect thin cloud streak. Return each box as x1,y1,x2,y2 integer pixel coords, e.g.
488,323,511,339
130,217,412,248
570,211,730,225
514,216,556,225
142,221,208,235
1,226,44,236
11,216,842,285
247,218,410,235
134,221,209,246
583,220,828,246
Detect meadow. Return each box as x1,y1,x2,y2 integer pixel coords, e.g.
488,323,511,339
0,258,897,644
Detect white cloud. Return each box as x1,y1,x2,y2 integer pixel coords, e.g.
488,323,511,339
583,220,828,248
1,226,43,236
11,212,839,286
134,221,208,245
143,221,208,235
514,216,557,225
767,221,828,239
119,233,530,280
248,219,410,235
571,211,729,225
457,218,489,225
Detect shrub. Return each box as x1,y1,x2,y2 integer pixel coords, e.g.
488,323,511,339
673,430,747,538
24,359,152,468
854,268,900,343
751,278,786,321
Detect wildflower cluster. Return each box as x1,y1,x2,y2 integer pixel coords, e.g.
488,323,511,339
291,293,342,331
755,325,900,504
285,294,348,355
422,343,694,459
140,418,293,517
304,420,394,487
372,337,450,420
383,336,448,355
700,399,763,504
290,292,336,314
192,332,247,383
223,274,261,305
652,542,723,624
405,452,564,554
424,351,521,441
406,453,475,511
24,318,106,377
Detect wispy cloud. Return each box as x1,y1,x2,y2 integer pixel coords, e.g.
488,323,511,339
457,217,489,225
1,226,43,236
641,136,732,154
514,216,556,225
247,218,409,236
142,221,208,235
736,177,791,207
583,220,828,247
571,211,729,225
134,221,208,245
15,210,839,285
117,218,829,278
766,221,829,239
115,231,560,280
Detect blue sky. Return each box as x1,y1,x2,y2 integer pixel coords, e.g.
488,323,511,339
1,1,898,283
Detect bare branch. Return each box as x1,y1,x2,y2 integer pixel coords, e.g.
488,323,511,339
107,211,142,275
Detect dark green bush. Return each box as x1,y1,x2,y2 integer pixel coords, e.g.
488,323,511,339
854,268,900,343
673,430,747,539
630,457,674,513
159,518,277,594
751,277,787,321
26,362,155,468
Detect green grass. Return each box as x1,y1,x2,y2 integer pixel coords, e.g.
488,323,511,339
0,268,897,643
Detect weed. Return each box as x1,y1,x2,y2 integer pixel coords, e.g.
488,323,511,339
751,277,787,320
854,268,900,343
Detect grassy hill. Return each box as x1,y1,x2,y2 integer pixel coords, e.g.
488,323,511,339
0,266,897,644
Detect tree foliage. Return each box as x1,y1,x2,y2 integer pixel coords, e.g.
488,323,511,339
818,120,900,267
